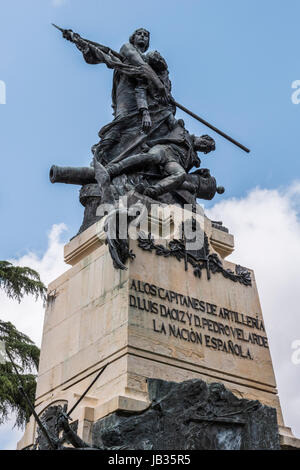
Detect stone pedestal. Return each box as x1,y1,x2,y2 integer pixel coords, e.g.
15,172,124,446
17,207,299,449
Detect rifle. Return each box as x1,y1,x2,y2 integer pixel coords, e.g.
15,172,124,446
52,24,123,61
173,100,250,153
52,24,250,154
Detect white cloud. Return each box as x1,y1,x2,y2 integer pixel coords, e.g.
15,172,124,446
0,417,23,450
0,223,68,346
1,183,300,447
207,182,300,438
0,224,68,449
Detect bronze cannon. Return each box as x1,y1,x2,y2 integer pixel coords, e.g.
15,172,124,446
49,165,224,201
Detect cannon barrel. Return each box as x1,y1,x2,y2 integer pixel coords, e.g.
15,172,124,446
50,165,225,201
50,165,96,185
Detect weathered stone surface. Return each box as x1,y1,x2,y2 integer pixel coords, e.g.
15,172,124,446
17,214,287,449
92,378,280,450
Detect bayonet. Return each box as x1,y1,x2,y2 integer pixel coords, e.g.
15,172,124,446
52,24,250,153
52,24,123,61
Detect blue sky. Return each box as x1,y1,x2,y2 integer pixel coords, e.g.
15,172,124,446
1,0,300,256
1,0,300,448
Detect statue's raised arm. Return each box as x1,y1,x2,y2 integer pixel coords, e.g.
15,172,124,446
53,24,249,152
53,24,167,100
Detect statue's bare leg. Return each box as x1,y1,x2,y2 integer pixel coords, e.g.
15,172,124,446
107,147,164,176
107,145,186,197
149,161,186,196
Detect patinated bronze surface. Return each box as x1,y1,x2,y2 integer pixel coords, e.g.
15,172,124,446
50,28,251,271
33,379,280,450
51,28,227,229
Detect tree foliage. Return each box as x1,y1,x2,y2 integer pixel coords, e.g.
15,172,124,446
0,261,46,428
0,261,46,303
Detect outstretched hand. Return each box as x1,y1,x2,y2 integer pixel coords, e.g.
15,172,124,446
62,29,75,41
62,30,83,49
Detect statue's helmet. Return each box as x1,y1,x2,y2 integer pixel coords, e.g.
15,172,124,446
129,28,150,52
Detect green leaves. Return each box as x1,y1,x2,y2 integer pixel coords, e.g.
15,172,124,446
0,321,39,371
0,260,45,428
0,321,40,428
0,361,37,428
0,261,46,303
